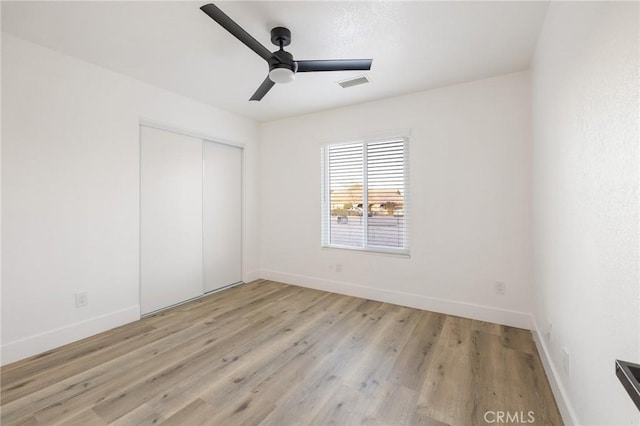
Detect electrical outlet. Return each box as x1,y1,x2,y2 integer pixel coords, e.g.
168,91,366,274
336,264,342,273
75,292,88,308
494,281,506,295
562,347,570,377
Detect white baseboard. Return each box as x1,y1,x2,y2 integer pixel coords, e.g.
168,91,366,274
259,269,533,330
531,319,579,425
243,269,260,284
1,305,140,366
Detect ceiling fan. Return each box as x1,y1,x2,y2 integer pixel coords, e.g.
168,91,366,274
200,3,373,101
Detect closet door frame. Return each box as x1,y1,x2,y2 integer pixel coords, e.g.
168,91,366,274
139,120,245,315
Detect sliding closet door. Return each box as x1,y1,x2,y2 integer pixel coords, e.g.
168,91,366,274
140,126,203,314
203,141,242,292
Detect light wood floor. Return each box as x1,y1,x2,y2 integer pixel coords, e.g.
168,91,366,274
1,280,562,425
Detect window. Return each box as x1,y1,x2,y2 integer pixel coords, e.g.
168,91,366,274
321,138,409,255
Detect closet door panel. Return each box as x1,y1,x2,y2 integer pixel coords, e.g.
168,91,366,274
140,126,203,314
203,142,242,292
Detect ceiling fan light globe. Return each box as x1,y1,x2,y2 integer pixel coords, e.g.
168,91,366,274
269,68,295,84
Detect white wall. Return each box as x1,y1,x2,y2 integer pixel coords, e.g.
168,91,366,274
531,2,639,425
1,34,260,364
259,71,533,328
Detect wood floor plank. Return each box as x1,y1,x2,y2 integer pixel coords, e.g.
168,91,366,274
416,316,475,425
161,399,217,426
90,315,286,423
1,280,563,426
140,280,286,330
309,383,370,425
367,380,418,425
2,321,199,424
356,299,384,315
1,321,156,387
512,348,564,425
342,307,422,395
90,287,338,423
148,291,343,419
2,322,180,404
63,409,108,426
499,325,538,355
7,416,39,426
412,406,454,426
203,308,373,424
471,318,503,337
3,316,255,424
387,310,446,390
257,311,403,424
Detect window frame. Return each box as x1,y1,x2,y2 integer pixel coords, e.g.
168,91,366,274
321,137,410,256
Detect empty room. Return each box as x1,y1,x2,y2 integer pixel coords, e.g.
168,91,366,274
1,1,638,425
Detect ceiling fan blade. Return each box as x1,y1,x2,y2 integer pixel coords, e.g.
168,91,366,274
295,59,373,73
250,76,276,101
200,3,273,62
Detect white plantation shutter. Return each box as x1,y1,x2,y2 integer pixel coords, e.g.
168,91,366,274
321,138,409,254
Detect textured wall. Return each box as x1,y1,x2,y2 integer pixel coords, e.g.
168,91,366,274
532,2,640,424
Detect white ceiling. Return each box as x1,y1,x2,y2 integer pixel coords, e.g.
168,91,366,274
2,1,549,122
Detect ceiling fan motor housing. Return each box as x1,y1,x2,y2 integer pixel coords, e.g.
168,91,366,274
270,27,291,47
269,50,297,73
269,27,296,73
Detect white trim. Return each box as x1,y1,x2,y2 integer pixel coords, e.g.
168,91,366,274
402,139,410,251
243,270,260,284
321,137,409,254
321,145,329,247
531,319,580,425
259,269,532,329
317,128,413,147
362,141,369,246
138,119,245,149
138,123,143,320
320,244,410,257
143,281,245,317
240,148,246,289
1,306,140,366
202,141,205,295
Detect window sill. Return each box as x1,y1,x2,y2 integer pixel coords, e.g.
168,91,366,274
321,244,410,258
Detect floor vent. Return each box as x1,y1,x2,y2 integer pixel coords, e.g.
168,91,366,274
338,75,370,88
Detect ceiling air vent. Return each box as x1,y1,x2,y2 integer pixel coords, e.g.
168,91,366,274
337,75,370,89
